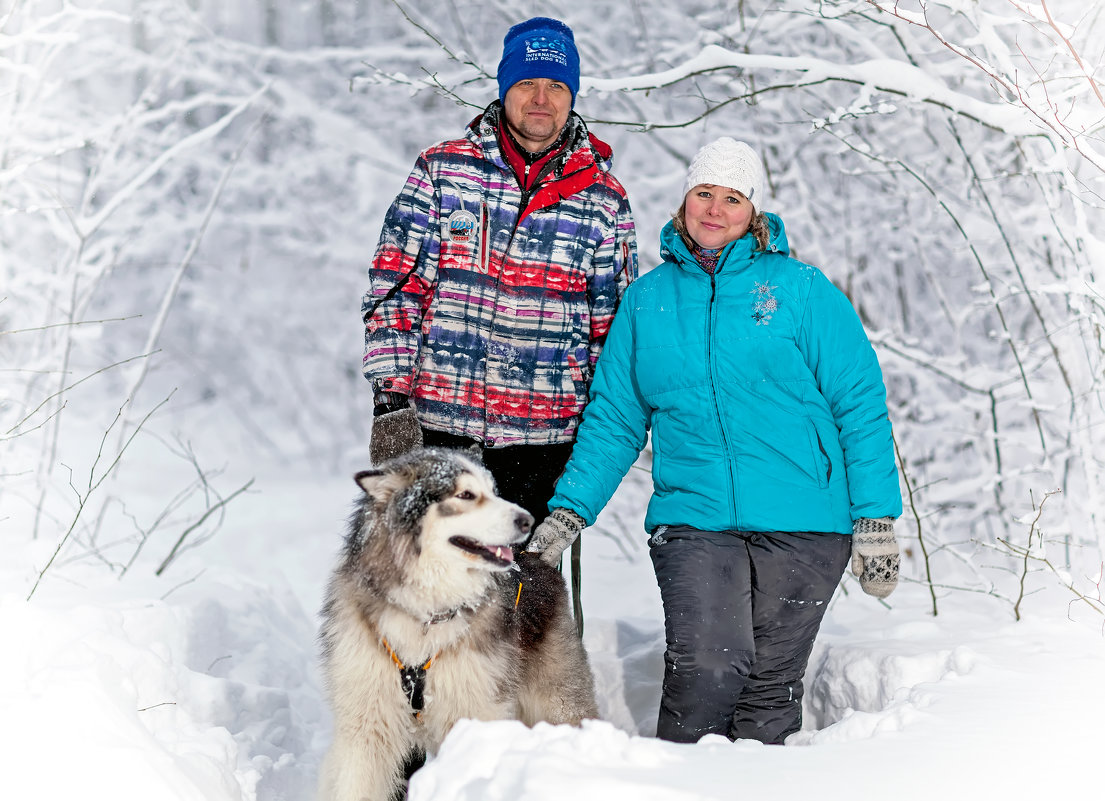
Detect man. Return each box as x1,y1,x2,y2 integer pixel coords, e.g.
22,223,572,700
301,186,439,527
363,17,638,538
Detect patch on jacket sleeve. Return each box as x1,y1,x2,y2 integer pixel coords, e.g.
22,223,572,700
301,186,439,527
751,281,779,325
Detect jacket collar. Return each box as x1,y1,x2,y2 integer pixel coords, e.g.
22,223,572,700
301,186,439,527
498,116,571,192
466,101,617,222
467,101,612,178
659,212,790,275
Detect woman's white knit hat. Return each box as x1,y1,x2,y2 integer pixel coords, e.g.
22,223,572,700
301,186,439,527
683,137,764,212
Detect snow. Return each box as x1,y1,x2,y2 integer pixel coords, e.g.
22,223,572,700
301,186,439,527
3,438,1103,801
4,1,1105,799
585,48,1035,135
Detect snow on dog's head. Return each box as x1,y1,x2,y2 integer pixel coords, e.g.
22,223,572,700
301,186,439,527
347,448,533,582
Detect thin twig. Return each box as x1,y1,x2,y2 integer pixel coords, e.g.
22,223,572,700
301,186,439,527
1009,489,1060,620
26,392,174,600
155,478,255,576
0,315,139,338
894,433,937,616
137,702,176,712
160,569,207,601
3,351,157,438
387,0,493,81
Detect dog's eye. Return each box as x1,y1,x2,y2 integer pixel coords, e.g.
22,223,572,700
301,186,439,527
455,490,476,501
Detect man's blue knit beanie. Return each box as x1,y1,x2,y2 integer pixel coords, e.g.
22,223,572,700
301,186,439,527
496,17,580,107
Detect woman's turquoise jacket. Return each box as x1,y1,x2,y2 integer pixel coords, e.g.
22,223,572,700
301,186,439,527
549,214,902,535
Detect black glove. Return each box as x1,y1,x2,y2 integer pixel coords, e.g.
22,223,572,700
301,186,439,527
369,392,422,465
525,507,586,566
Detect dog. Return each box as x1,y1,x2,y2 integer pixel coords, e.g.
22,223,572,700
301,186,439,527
317,448,598,801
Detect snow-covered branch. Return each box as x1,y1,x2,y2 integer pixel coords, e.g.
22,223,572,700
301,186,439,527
584,46,1033,134
865,0,1105,174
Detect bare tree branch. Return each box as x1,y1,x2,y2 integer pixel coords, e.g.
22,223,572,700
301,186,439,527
26,391,174,600
155,478,255,577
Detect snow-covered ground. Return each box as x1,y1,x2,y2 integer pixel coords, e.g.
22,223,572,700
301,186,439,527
4,2,1104,799
4,431,1103,801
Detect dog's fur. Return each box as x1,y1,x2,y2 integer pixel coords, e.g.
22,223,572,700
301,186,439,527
317,448,598,801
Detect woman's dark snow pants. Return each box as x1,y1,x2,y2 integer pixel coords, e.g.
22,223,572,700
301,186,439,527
649,526,851,745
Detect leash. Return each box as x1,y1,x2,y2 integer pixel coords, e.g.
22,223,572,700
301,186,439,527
570,537,583,638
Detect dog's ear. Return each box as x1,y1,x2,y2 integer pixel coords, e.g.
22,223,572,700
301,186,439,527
354,469,386,498
355,469,402,504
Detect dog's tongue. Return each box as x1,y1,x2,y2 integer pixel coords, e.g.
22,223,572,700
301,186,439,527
494,545,515,563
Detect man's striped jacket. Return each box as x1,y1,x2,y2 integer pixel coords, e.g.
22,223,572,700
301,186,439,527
362,102,638,447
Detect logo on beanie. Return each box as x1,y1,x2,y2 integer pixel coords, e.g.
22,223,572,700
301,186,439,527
524,36,569,67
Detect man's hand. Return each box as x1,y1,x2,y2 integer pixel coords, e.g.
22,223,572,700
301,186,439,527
369,393,422,465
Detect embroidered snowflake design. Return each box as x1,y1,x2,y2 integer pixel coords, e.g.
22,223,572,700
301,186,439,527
750,282,779,325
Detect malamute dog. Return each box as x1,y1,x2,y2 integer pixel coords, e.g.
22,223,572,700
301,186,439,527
317,448,598,801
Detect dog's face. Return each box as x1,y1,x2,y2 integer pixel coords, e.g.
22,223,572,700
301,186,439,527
349,449,533,586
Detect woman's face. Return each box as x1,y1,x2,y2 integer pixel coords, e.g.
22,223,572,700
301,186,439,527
683,184,754,250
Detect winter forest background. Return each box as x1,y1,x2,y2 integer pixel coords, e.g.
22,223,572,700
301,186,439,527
7,0,1104,618
3,1,1105,799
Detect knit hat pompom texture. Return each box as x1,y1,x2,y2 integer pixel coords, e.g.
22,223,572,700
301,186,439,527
497,17,580,106
683,137,764,212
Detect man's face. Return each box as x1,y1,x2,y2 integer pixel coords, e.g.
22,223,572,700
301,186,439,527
502,78,571,153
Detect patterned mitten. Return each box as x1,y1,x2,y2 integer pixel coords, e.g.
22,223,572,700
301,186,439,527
525,508,586,567
851,517,900,598
369,395,423,465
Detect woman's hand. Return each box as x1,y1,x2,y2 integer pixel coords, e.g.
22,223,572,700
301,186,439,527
851,517,900,598
525,508,586,566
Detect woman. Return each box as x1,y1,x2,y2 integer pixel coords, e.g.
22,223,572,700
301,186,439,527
526,137,902,745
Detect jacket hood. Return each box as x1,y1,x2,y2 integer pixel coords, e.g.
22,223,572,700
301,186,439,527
659,211,789,271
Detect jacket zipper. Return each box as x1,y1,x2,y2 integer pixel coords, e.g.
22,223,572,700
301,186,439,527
704,268,740,525
483,166,537,442
486,156,594,439
479,201,488,273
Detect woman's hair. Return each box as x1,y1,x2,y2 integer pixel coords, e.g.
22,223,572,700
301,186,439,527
672,201,771,252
